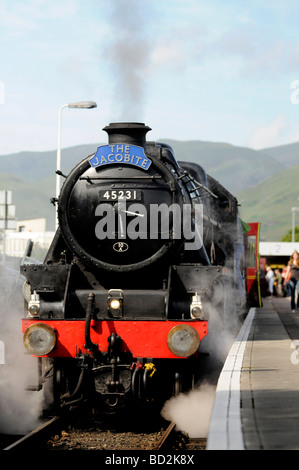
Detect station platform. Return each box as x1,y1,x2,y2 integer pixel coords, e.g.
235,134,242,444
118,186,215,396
207,296,299,450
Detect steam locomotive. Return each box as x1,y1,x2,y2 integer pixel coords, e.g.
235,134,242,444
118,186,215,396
21,122,247,411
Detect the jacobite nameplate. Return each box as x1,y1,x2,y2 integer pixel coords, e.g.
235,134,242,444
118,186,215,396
89,144,152,170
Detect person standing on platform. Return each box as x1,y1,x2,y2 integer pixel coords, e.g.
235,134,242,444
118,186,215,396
265,266,275,298
285,250,299,312
274,268,283,296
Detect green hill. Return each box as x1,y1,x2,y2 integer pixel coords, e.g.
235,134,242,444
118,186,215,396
163,139,283,193
237,164,299,241
0,144,100,229
262,141,299,168
0,143,99,181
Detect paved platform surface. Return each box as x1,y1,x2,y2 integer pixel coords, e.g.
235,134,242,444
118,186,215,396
207,296,299,450
241,297,299,450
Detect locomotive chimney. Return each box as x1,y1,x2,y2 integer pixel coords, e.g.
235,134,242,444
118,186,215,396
103,122,151,148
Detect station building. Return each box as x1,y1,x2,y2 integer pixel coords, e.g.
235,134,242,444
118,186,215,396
260,242,299,268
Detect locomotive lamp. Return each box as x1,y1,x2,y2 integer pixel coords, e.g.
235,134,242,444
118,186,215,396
108,289,123,317
167,325,200,357
27,290,40,317
190,292,203,319
23,323,56,356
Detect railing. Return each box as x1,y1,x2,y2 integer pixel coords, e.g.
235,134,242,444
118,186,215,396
0,231,54,263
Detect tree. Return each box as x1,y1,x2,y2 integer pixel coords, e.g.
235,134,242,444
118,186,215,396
281,226,299,242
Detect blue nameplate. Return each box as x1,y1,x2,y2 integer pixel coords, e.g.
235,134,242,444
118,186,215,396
89,144,152,170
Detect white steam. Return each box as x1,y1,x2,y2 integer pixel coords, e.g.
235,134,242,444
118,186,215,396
0,268,43,435
161,269,245,438
161,382,215,438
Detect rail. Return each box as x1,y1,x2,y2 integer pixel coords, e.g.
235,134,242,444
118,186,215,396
3,416,61,451
153,421,177,450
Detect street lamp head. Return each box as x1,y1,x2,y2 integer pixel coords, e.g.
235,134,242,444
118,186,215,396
55,99,97,229
68,101,97,109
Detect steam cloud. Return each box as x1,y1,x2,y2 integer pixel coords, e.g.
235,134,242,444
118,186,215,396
104,0,154,121
161,382,216,438
161,269,245,438
0,266,43,435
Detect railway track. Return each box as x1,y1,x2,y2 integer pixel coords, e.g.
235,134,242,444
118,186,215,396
2,416,62,450
154,421,177,449
2,412,206,451
154,421,206,451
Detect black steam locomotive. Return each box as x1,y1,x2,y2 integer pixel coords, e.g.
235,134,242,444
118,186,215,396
21,123,245,411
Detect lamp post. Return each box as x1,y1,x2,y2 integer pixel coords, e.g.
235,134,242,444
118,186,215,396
291,207,299,242
55,101,97,230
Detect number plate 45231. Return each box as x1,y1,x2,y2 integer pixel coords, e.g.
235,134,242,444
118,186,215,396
99,189,142,201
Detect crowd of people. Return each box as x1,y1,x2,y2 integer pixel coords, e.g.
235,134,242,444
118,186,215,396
265,249,299,312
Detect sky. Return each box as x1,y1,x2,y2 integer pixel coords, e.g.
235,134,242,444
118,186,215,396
1,0,299,155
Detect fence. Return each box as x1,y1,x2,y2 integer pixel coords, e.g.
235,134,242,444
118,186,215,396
0,231,55,264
